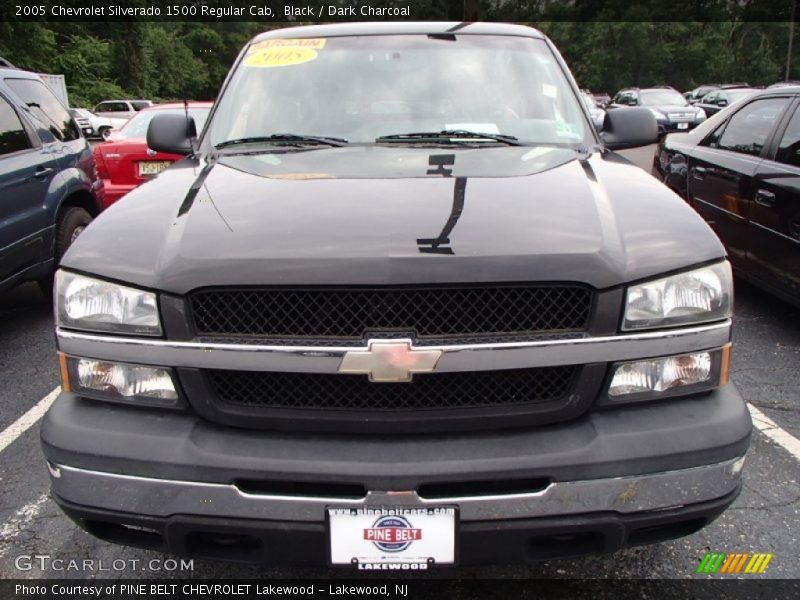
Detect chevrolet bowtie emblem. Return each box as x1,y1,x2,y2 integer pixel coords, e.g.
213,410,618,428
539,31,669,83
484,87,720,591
338,340,443,382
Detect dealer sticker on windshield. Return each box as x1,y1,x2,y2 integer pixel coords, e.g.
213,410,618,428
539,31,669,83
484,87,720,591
245,38,327,68
328,507,457,569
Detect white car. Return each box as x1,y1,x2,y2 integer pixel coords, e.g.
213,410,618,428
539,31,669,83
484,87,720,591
92,99,153,121
70,108,128,139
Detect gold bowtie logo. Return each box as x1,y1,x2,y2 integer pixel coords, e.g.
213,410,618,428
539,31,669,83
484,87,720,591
338,341,443,382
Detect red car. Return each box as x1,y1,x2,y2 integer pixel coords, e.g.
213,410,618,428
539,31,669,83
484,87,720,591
93,102,212,208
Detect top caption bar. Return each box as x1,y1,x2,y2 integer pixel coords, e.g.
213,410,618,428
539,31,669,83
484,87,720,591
2,0,797,23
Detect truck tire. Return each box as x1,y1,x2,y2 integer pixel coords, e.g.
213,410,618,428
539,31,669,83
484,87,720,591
38,207,92,298
100,127,111,139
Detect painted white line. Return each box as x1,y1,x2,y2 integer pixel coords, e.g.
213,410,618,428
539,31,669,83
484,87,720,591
0,493,49,555
0,387,60,455
749,403,800,461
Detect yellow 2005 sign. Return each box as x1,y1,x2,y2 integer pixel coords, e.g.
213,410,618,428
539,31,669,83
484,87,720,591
245,38,326,68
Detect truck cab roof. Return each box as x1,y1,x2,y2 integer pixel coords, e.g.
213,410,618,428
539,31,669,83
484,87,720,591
252,21,545,43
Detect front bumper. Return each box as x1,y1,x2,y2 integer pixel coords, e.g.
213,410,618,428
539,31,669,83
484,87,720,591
657,119,702,134
42,384,751,564
54,484,741,566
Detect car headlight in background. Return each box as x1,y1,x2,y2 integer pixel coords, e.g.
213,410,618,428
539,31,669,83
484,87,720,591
59,354,180,408
601,346,730,405
55,270,161,336
622,261,732,330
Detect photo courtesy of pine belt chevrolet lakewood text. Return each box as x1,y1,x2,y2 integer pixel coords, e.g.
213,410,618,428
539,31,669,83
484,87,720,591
42,22,751,569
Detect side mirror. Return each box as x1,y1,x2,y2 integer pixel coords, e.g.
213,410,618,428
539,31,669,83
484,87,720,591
599,107,658,150
146,113,197,155
717,98,728,107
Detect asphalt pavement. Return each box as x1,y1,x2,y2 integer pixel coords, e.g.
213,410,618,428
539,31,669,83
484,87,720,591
0,145,797,582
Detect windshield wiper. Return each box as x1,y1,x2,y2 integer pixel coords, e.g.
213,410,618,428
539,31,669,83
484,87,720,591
376,130,522,146
215,134,348,149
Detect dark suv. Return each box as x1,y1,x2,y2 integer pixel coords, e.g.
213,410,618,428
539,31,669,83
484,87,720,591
0,65,103,295
611,86,706,135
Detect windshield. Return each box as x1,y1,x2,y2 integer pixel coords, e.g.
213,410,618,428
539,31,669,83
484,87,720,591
209,35,590,147
118,107,210,139
640,90,688,107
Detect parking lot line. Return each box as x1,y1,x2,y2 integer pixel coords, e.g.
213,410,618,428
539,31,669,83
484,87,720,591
0,387,60,454
0,492,49,557
749,403,800,461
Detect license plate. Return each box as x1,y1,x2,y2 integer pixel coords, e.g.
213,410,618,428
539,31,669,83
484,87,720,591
138,161,171,176
328,506,457,569
677,122,689,130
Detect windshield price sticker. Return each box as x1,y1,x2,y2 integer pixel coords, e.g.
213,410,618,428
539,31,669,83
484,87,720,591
248,38,327,52
328,507,457,569
245,38,327,68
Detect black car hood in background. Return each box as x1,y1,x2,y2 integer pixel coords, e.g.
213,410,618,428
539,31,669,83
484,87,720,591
63,146,725,293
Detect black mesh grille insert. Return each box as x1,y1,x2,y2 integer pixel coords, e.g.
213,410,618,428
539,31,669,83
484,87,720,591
205,366,578,412
189,285,593,340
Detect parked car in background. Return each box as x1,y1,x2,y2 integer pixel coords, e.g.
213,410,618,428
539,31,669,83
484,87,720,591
0,65,103,296
685,83,751,105
69,108,92,137
93,102,211,206
580,90,606,129
684,83,722,105
92,99,153,121
591,91,611,107
70,108,128,139
695,88,759,117
768,80,800,89
653,85,800,306
611,86,706,135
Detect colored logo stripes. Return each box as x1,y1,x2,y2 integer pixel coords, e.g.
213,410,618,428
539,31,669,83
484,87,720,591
697,552,773,574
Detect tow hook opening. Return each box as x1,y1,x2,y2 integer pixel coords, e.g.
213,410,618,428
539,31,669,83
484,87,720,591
184,531,263,562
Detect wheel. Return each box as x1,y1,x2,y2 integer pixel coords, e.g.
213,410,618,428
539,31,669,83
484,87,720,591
38,207,92,298
99,126,111,139
55,207,92,260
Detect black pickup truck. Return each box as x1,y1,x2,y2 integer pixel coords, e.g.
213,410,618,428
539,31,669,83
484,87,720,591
42,22,751,568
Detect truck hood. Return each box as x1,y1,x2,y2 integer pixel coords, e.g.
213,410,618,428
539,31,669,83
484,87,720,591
63,145,725,293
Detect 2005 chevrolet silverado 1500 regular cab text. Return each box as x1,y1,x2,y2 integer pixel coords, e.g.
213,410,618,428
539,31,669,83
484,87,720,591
41,22,752,568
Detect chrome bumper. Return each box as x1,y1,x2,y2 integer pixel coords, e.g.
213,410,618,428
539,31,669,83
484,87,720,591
55,320,731,374
49,457,744,523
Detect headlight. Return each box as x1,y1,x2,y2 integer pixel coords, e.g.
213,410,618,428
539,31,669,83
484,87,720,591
622,262,732,330
601,347,729,405
648,108,666,119
55,270,161,336
60,354,180,408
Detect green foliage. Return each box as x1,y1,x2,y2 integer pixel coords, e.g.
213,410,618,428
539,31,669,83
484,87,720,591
0,18,796,107
537,21,794,93
0,21,252,106
50,35,126,107
141,26,209,99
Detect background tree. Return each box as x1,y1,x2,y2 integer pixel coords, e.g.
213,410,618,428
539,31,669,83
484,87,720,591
0,10,796,107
